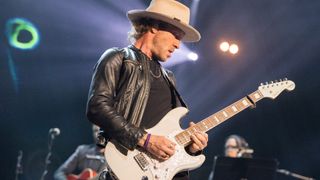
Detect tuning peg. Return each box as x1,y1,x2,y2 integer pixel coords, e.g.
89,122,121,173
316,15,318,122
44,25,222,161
284,77,288,81
269,81,274,84
265,82,268,85
279,79,282,82
275,80,278,83
260,83,264,86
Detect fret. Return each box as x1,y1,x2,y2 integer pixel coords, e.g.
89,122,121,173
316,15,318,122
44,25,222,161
195,125,201,131
238,100,244,107
234,101,243,110
216,113,224,122
178,133,187,144
254,93,260,99
218,112,226,121
175,136,182,145
224,107,234,116
179,137,186,145
198,123,205,131
214,116,220,123
231,105,238,112
174,90,266,147
186,130,191,135
241,99,249,106
196,125,203,131
224,107,234,120
239,101,247,109
178,136,184,144
182,132,189,141
203,119,211,128
189,127,195,133
207,119,214,127
248,90,263,103
200,124,206,131
222,111,228,117
202,121,208,129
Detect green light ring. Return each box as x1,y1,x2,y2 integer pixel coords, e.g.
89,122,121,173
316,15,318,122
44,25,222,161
5,18,40,50
12,22,39,49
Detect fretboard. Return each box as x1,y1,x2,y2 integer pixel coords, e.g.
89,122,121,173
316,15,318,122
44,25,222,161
175,90,264,147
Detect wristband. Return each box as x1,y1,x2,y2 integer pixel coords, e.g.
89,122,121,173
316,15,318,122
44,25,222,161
143,133,151,150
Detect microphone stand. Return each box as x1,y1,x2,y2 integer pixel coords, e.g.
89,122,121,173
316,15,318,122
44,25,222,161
40,132,57,180
277,169,316,180
15,150,23,180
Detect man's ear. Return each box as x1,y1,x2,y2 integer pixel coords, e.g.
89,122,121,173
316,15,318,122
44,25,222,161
150,27,158,34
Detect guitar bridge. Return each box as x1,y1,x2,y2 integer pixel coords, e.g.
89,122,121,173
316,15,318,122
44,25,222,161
134,153,149,171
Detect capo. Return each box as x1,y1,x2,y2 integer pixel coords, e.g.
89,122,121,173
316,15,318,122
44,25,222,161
246,95,256,109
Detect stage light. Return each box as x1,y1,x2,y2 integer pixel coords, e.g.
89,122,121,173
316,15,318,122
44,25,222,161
5,18,40,50
229,44,239,54
187,52,198,61
220,42,229,52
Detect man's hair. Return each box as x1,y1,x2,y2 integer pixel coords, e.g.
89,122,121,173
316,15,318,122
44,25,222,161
128,18,159,43
128,18,185,43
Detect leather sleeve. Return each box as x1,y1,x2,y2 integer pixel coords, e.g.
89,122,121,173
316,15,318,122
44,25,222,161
86,48,146,150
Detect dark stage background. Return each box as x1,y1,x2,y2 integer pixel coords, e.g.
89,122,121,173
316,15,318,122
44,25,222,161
1,0,319,179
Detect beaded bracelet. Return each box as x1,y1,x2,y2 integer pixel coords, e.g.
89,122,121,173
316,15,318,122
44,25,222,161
143,133,151,150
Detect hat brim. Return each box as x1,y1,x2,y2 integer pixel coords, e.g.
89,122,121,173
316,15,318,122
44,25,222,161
127,10,201,42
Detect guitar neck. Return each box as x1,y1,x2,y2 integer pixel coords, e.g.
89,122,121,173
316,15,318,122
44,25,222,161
175,90,264,147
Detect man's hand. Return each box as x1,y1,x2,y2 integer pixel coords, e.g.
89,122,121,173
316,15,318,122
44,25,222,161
138,134,176,161
187,122,209,154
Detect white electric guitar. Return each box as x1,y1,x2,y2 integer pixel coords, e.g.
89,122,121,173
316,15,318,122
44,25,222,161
104,79,295,180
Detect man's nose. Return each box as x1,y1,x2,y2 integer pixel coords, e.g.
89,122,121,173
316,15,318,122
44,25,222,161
173,39,180,49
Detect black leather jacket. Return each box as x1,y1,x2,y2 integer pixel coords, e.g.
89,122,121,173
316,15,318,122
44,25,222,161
86,45,186,150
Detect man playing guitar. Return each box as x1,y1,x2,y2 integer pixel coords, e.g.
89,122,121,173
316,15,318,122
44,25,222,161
86,0,208,179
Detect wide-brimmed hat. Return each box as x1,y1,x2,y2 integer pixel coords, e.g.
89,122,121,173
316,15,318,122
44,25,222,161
127,0,201,42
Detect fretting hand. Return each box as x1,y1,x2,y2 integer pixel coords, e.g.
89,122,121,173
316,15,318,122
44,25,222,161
187,122,209,154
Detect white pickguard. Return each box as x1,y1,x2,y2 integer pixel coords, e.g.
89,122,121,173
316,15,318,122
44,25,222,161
104,107,205,180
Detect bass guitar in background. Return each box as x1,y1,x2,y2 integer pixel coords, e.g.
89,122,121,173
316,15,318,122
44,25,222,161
67,168,98,180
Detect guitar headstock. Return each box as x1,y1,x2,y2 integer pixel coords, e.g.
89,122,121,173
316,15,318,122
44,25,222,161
259,78,295,99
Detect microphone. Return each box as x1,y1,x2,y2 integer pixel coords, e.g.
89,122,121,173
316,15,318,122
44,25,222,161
49,128,60,136
237,148,254,157
41,128,60,180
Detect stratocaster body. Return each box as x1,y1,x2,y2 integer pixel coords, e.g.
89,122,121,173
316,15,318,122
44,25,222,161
105,107,205,180
104,79,295,180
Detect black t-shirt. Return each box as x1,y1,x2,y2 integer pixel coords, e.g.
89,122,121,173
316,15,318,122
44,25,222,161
140,59,178,129
138,58,189,180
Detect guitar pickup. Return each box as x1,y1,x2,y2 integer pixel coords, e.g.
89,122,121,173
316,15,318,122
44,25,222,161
134,153,149,171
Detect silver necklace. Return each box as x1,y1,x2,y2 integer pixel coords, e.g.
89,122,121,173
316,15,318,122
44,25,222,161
150,67,161,78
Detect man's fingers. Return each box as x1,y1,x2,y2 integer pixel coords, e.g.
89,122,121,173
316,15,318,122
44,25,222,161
190,143,201,151
191,132,208,150
190,134,204,150
161,146,175,156
194,132,208,146
148,135,176,159
189,121,196,126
